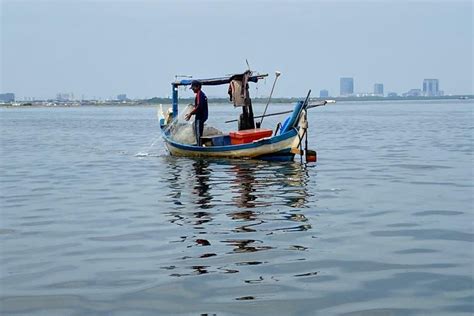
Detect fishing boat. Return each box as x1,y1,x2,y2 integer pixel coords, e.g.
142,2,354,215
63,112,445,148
159,70,333,162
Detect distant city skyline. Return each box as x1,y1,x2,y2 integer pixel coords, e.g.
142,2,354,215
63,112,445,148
0,76,467,101
1,1,472,99
4,75,457,100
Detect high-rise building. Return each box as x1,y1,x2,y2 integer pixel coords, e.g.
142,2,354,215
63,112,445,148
320,89,329,98
117,94,127,101
423,79,439,96
0,93,15,102
402,89,422,97
340,77,354,96
56,93,73,101
374,83,384,96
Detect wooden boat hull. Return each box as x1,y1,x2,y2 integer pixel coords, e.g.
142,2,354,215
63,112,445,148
162,128,301,161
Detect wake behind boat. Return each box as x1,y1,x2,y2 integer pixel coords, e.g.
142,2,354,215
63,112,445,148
159,70,334,162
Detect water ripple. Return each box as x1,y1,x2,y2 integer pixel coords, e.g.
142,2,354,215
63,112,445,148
1,103,473,315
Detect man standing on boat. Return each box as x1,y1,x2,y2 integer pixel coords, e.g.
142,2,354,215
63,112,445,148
185,80,208,146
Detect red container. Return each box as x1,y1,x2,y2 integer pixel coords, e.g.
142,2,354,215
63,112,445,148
306,150,317,162
229,128,273,145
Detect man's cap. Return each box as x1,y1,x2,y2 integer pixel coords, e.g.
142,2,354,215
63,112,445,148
190,80,201,89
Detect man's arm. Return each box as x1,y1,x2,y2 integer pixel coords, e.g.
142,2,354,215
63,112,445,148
189,104,199,116
185,93,200,120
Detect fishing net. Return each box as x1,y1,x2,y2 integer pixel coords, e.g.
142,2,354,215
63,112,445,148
167,105,223,145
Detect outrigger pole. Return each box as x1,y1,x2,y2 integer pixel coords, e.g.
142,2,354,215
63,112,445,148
225,100,335,124
259,71,281,126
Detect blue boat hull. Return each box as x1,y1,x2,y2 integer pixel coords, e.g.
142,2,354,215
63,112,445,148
162,128,300,161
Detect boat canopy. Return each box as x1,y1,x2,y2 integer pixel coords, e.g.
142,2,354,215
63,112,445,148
172,73,268,87
170,71,268,120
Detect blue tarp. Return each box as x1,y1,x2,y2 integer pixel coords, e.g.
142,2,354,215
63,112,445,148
173,73,268,86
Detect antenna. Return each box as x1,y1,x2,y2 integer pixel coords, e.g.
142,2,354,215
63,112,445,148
245,59,251,71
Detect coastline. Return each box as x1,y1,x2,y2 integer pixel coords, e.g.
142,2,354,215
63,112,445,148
1,95,472,107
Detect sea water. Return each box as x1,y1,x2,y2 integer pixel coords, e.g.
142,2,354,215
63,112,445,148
0,100,473,315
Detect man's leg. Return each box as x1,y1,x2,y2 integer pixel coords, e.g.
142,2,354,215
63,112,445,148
195,119,202,146
198,120,205,146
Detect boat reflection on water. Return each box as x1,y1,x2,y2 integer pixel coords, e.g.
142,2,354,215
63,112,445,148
161,157,314,279
191,159,212,209
230,160,311,209
232,162,258,209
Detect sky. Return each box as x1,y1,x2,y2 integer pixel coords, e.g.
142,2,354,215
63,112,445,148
1,0,473,100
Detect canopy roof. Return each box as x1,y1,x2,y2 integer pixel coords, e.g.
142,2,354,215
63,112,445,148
173,73,268,86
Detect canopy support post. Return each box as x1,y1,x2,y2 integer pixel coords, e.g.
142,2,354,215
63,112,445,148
172,83,178,119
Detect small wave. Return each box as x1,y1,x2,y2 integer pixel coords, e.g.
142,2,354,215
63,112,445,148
135,152,150,157
392,163,452,170
371,229,474,242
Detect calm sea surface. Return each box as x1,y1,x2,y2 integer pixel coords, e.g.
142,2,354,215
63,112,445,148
1,100,473,315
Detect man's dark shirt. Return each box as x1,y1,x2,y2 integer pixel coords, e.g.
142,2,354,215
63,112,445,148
193,90,208,121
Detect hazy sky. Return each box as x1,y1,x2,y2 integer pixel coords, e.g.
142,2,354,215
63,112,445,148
1,0,473,99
